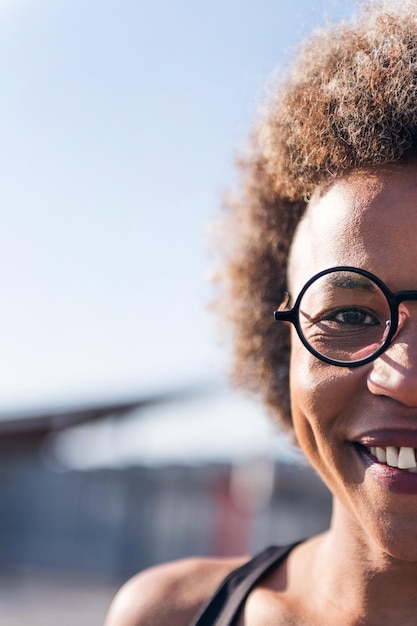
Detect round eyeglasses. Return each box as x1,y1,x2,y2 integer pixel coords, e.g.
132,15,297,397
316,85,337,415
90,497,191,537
274,266,417,367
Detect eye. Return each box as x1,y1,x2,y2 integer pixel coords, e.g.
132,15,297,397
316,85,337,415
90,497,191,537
328,308,380,325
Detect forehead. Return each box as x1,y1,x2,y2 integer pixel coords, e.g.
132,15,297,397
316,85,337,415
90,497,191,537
288,163,417,293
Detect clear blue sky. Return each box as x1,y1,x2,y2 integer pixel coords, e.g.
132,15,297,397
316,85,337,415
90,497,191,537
0,0,357,411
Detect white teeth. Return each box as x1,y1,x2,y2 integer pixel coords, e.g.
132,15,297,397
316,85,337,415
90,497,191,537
386,446,399,468
375,447,387,463
398,446,417,470
367,445,417,471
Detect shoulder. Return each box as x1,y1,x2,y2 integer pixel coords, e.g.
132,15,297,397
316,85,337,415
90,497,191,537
104,554,248,626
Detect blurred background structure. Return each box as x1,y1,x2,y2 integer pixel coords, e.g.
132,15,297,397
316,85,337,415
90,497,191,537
0,1,355,624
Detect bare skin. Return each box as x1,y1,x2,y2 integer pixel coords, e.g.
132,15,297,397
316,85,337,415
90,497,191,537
106,162,417,625
104,554,248,625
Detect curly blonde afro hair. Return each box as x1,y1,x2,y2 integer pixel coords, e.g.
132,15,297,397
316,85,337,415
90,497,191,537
221,1,417,430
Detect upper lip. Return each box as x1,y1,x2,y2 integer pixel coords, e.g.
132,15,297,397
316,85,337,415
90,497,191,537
353,429,417,449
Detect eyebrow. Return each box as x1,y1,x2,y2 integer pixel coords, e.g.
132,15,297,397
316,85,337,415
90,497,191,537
324,274,378,292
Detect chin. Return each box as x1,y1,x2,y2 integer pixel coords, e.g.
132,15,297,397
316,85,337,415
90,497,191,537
332,492,417,564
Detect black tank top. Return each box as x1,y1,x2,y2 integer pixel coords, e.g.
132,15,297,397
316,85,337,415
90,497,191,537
190,543,299,626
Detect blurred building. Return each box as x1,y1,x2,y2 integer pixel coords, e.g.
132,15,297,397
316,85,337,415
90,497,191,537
0,384,331,583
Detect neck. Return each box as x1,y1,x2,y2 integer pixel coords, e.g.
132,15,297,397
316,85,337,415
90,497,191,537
306,499,417,624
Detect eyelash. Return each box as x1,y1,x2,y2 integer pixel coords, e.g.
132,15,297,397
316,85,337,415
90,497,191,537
323,307,380,326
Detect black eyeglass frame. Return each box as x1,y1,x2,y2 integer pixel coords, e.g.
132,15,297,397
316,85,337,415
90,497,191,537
274,265,417,367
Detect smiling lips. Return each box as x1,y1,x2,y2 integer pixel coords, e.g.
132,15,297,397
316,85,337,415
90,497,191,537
366,445,417,473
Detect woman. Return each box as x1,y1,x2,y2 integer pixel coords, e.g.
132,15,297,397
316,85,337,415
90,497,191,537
106,2,417,624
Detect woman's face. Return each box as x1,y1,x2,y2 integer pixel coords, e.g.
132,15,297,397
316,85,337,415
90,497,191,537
288,162,417,558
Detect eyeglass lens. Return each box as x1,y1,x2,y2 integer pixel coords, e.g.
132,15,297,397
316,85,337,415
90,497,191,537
298,270,392,364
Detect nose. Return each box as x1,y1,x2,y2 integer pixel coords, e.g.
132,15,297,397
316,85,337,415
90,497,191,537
367,336,417,407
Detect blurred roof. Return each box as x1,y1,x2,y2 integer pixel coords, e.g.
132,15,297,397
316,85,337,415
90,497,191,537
43,383,303,468
0,384,202,438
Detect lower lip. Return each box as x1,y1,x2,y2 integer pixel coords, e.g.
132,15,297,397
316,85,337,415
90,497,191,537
356,445,417,495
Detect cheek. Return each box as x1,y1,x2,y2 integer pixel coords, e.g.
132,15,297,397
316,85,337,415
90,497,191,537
288,336,355,469
289,345,326,458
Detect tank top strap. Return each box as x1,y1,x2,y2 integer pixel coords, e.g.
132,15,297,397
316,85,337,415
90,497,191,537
191,542,300,626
